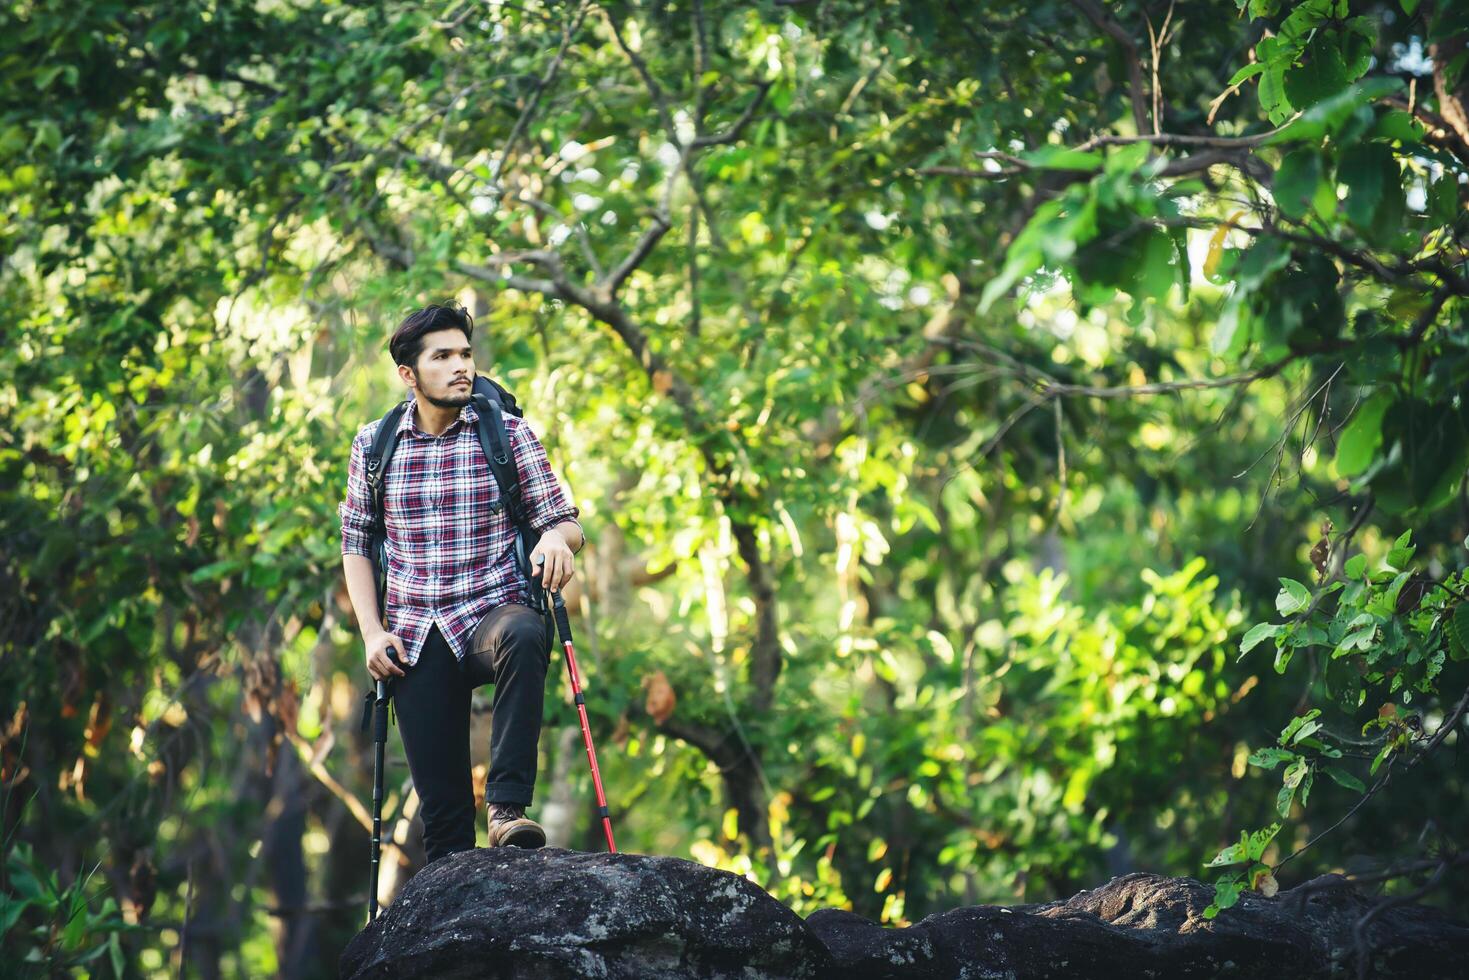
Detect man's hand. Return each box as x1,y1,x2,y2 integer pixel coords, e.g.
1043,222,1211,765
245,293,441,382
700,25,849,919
529,528,576,592
365,630,407,680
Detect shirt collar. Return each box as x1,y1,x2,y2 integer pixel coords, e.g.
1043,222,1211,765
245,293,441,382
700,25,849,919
399,397,480,439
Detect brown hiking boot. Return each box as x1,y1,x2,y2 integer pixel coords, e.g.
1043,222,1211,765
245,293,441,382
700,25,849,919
486,802,546,849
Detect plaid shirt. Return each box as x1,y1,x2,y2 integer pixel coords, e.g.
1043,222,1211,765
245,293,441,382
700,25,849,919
339,398,580,667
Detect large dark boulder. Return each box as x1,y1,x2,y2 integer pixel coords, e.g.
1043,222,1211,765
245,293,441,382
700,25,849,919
340,848,1469,979
340,848,830,979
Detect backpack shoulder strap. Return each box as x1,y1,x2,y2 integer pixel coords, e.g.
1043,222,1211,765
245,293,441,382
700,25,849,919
365,402,409,614
479,374,524,419
470,388,522,520
471,388,550,608
366,402,410,521
470,382,555,646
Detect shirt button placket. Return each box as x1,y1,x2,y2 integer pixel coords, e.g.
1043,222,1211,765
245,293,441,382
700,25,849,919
429,437,442,597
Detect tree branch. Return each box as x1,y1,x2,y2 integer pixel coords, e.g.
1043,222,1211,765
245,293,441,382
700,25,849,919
1069,0,1151,135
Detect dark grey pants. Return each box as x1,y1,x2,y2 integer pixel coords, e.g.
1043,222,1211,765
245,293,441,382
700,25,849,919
391,603,549,864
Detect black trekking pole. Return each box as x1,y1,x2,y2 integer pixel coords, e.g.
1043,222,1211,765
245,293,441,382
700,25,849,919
550,591,616,852
368,678,392,922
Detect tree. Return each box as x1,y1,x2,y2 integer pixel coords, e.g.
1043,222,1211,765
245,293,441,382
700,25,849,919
2,1,1465,975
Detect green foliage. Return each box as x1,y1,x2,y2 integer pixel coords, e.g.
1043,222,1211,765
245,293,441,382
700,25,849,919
2,844,133,979
1207,530,1468,916
3,0,1467,971
2,765,134,980
990,0,1467,521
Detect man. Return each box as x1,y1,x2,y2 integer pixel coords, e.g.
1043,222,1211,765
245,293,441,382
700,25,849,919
337,302,584,863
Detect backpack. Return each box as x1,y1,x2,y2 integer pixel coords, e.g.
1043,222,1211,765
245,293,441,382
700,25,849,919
363,374,555,656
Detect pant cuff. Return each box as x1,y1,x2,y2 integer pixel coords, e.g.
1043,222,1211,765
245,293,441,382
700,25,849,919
485,782,534,806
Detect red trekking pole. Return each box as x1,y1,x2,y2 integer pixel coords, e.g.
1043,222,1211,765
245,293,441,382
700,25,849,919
550,591,616,852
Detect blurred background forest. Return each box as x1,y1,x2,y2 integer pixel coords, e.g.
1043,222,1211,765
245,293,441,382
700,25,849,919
3,0,1468,976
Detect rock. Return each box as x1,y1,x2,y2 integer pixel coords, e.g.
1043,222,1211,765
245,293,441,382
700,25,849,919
340,852,1469,979
811,871,1469,978
339,847,831,979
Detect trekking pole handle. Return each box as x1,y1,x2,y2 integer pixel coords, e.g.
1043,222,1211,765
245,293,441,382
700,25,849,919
551,590,573,644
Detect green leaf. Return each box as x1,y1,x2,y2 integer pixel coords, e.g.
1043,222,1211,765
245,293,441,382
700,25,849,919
1336,390,1393,477
1276,578,1312,616
1246,822,1282,860
1371,109,1424,144
1324,766,1366,792
1227,62,1268,88
1289,720,1322,745
1273,149,1322,221
1339,142,1405,243
189,559,245,583
1374,571,1412,615
1276,779,1299,817
1428,175,1460,225
1240,622,1286,657
1284,36,1349,110
1019,146,1104,172
1248,747,1296,770
1274,642,1296,674
1205,874,1243,918
1258,63,1294,123
1236,237,1291,290
1263,77,1405,146
1135,227,1177,302
0,894,29,937
1385,541,1416,572
1280,709,1322,745
1210,297,1251,357
1370,742,1393,775
1445,602,1469,661
1206,832,1250,868
1344,553,1368,578
61,899,87,950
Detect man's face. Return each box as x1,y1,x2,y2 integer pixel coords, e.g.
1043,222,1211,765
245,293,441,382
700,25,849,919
401,328,474,409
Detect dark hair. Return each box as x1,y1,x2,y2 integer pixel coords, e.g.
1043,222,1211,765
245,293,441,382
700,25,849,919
389,303,475,368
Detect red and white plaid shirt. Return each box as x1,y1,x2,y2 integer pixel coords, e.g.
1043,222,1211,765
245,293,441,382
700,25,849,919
339,398,580,667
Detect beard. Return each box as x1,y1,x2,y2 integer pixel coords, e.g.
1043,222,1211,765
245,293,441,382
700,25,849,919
413,371,473,409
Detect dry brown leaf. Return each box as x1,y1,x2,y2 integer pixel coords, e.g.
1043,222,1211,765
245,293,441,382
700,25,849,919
643,670,676,724
277,681,300,734
84,692,112,751
1309,519,1332,579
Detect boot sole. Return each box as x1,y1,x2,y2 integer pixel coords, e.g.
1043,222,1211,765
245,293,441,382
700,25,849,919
487,817,547,849
499,825,547,848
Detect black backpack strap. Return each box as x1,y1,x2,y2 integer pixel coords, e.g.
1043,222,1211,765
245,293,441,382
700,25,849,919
471,390,532,540
366,402,409,611
479,375,524,419
471,388,552,648
360,404,408,731
366,403,408,510
472,393,517,507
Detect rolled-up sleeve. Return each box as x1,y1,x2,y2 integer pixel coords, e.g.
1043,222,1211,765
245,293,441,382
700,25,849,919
339,425,377,557
509,418,581,536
